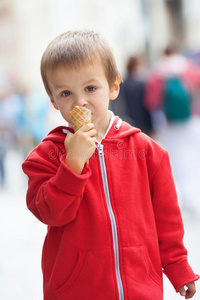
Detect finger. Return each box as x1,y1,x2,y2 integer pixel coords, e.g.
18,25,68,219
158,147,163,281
64,132,73,143
185,282,196,299
65,132,73,138
91,137,97,143
86,128,96,137
74,128,96,139
78,123,94,132
186,290,195,299
178,286,186,297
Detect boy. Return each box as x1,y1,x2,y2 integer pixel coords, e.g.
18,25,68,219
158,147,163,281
22,30,199,300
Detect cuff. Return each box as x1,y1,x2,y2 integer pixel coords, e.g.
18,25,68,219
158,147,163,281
163,258,200,292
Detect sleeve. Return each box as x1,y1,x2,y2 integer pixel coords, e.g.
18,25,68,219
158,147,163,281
150,151,199,291
22,141,92,227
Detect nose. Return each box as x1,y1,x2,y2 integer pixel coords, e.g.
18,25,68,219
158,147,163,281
74,95,87,107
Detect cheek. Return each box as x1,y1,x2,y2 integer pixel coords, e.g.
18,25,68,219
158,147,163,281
93,95,109,111
59,111,71,123
55,102,71,121
51,98,59,110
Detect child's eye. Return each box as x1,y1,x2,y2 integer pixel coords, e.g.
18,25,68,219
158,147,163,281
85,86,96,92
61,91,71,97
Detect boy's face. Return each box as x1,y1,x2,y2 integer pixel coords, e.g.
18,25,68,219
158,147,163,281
48,61,120,131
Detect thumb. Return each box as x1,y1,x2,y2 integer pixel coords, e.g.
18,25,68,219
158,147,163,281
178,286,186,297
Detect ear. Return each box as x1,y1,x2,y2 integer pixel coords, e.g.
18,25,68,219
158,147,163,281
109,76,121,101
50,98,59,110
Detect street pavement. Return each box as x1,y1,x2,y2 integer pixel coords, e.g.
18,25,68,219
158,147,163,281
0,150,199,300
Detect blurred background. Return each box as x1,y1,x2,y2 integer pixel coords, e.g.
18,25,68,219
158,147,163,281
0,0,200,299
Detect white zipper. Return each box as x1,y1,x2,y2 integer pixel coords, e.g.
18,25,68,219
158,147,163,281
97,143,124,300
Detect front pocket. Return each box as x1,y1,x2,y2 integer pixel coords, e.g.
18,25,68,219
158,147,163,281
55,249,117,300
142,246,162,286
122,246,162,285
56,251,87,297
121,246,163,299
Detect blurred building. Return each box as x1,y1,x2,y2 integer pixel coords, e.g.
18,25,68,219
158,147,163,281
0,0,200,91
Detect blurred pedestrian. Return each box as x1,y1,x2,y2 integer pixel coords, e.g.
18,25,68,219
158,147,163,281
0,87,25,186
145,45,200,214
145,44,200,126
0,125,6,186
26,90,50,148
110,55,153,136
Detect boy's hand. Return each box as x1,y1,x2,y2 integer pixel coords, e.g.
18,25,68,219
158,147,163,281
64,123,96,174
178,282,196,299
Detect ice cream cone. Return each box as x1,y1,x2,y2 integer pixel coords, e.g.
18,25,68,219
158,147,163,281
70,106,92,164
70,106,92,131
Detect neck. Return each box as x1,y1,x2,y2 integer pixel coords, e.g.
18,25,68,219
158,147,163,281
95,112,111,142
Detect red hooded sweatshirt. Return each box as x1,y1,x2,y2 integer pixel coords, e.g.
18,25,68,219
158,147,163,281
22,115,199,300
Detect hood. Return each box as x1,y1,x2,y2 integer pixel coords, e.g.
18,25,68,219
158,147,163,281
106,116,140,140
43,116,141,144
42,126,73,145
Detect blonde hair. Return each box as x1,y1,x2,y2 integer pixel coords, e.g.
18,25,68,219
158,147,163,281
41,30,120,96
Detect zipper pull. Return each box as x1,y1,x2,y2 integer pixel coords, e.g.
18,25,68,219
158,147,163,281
97,143,104,157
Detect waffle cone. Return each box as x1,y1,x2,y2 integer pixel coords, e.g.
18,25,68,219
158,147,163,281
70,106,92,164
70,106,92,132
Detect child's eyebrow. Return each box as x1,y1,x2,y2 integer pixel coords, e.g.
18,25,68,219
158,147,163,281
54,85,69,91
83,78,99,85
